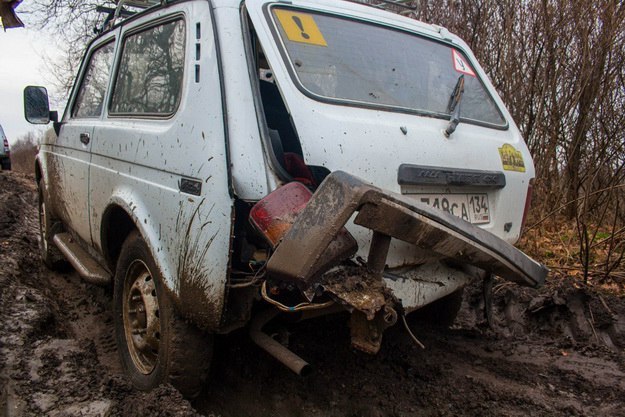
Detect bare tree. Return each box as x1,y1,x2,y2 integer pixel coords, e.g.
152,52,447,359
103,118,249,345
21,1,115,96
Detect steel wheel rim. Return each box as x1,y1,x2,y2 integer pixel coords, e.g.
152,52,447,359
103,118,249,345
123,260,161,375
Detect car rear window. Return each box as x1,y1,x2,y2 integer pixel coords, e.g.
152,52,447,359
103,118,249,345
268,7,506,128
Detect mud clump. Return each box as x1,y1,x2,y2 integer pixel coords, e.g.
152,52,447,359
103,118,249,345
2,170,625,416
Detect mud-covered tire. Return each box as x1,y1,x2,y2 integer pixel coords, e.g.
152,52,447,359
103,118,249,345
113,231,213,398
407,288,465,328
38,179,65,269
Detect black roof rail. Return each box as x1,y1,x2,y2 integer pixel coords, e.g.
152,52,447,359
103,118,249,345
96,0,165,33
344,0,417,16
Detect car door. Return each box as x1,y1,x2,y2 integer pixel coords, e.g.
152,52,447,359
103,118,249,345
89,1,232,329
50,35,117,245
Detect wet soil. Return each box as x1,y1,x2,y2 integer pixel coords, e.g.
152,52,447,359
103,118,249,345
1,170,625,416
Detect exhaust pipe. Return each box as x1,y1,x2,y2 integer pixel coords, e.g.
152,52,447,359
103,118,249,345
249,308,312,376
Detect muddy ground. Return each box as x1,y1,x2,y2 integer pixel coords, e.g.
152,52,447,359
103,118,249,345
1,170,625,416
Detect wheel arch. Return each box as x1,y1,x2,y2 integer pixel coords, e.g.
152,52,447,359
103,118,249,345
35,157,42,183
101,203,138,273
100,188,230,333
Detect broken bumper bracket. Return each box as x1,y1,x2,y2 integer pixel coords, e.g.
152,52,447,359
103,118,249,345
267,171,548,289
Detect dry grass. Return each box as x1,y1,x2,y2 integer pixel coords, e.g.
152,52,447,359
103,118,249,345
519,213,625,294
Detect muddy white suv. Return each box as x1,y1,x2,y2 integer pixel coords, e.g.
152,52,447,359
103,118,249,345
25,0,547,398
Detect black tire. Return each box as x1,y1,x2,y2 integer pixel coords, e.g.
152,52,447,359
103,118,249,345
407,288,465,328
1,159,10,170
113,231,213,398
38,179,65,269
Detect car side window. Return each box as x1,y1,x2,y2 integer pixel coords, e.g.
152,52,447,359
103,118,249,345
109,19,186,116
72,42,115,118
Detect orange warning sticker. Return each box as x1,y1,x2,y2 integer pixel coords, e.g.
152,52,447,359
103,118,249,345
274,9,327,47
452,49,475,77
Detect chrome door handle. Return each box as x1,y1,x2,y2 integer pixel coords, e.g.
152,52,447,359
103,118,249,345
80,133,90,145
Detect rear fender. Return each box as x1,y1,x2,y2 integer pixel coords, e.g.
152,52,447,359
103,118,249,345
103,189,228,331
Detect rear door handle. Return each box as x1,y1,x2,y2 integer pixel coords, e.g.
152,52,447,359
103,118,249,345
80,133,90,145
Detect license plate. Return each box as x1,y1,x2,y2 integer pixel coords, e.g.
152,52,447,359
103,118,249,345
413,193,490,224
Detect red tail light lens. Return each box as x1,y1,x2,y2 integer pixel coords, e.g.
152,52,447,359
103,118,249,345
250,182,312,247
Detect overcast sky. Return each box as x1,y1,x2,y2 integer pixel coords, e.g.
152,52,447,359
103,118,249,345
0,20,63,145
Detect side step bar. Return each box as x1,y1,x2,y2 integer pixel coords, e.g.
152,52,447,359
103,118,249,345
53,233,111,286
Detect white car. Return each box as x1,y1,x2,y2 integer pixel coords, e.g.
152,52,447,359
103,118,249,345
25,0,547,397
0,124,10,170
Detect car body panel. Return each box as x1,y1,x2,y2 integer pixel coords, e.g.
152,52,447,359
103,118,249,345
86,1,232,330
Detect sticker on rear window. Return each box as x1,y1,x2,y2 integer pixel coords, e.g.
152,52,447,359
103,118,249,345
274,9,328,47
499,144,526,172
452,49,475,77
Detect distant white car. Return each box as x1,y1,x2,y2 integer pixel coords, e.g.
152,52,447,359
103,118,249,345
25,0,547,398
0,124,10,170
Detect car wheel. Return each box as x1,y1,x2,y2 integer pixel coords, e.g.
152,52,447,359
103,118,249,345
1,159,10,170
407,288,465,328
38,179,65,269
113,231,213,398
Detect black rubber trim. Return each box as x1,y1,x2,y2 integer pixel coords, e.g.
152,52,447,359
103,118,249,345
398,164,506,189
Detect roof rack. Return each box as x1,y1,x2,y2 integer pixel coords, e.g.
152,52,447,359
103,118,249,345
345,0,417,17
94,0,417,34
96,0,165,33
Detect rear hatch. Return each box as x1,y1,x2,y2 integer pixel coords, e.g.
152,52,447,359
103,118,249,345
246,0,534,264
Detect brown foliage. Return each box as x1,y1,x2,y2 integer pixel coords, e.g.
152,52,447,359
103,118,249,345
381,0,625,283
10,131,42,174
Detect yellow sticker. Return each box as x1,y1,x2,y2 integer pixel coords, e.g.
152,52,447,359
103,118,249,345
498,144,526,172
274,9,327,47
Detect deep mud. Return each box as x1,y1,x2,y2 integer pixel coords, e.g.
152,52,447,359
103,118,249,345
1,170,625,416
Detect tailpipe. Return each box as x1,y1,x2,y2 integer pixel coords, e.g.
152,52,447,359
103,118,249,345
249,308,312,376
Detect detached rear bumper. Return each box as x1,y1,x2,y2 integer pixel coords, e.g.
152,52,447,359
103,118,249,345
267,171,548,288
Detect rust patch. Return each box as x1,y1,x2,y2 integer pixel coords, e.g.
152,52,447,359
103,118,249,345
320,266,399,320
349,309,396,354
320,265,400,354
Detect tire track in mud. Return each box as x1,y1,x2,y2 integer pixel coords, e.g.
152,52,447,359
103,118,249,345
0,172,199,417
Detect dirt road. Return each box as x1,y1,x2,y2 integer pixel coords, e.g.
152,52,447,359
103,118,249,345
1,170,625,416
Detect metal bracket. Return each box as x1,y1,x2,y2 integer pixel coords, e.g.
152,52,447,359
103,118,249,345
349,306,397,354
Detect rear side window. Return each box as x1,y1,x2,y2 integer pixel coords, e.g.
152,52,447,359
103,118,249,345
72,42,115,118
110,19,186,116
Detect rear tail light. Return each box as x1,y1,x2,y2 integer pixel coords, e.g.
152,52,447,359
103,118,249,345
3,138,9,154
520,179,534,237
250,182,312,248
250,182,358,281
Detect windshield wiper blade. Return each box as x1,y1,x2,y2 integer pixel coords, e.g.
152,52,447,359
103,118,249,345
444,74,465,138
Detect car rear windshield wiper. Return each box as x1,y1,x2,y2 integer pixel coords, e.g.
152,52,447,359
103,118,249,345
444,74,465,138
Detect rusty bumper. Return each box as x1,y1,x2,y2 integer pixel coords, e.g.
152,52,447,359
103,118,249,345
267,171,548,288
